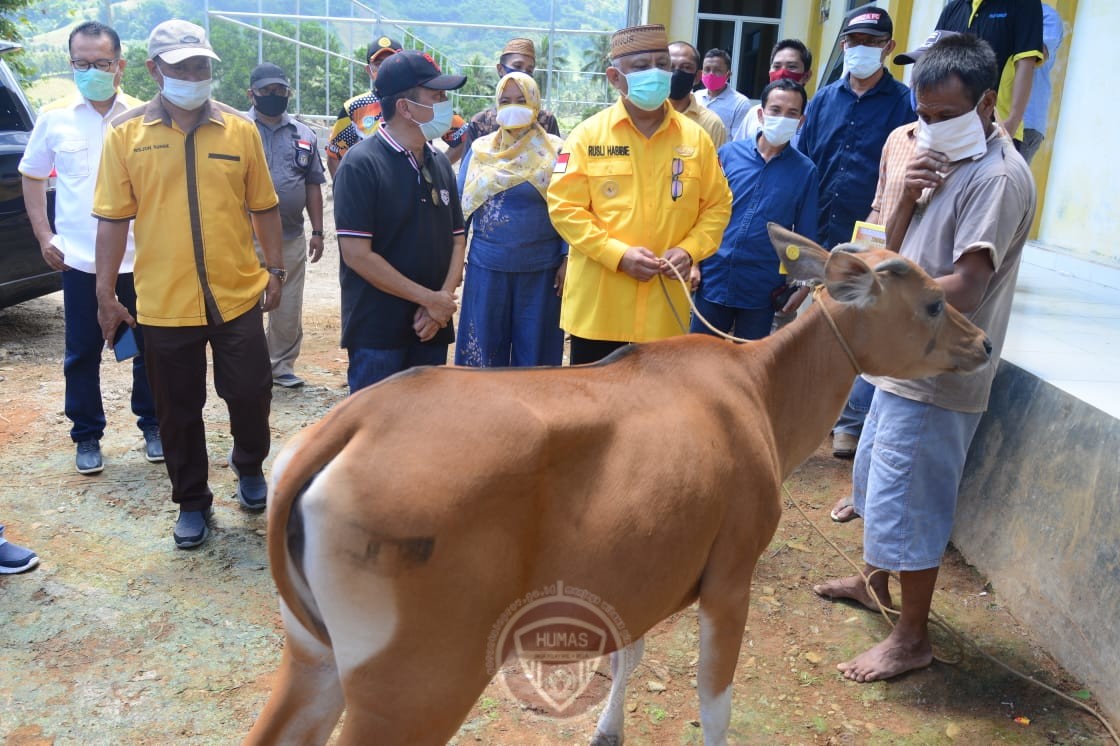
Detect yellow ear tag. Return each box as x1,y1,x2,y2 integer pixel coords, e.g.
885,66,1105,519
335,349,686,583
785,245,800,261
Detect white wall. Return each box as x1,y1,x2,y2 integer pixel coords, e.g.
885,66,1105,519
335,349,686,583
1038,0,1120,265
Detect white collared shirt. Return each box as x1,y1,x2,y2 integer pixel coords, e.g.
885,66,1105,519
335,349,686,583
19,91,141,273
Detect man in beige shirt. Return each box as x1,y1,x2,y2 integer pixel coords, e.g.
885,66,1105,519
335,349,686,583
668,41,727,148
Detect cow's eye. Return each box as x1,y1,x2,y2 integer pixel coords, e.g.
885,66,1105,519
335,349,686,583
927,300,944,317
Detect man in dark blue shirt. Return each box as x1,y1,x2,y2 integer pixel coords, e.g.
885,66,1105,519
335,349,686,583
691,79,818,340
797,5,915,249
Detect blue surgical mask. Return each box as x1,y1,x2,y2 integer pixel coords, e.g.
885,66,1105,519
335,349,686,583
623,68,672,111
73,67,118,102
407,98,454,140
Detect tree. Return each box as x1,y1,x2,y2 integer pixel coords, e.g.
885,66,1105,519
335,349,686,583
1,0,36,75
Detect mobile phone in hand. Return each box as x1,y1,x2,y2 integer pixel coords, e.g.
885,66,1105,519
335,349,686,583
113,324,139,362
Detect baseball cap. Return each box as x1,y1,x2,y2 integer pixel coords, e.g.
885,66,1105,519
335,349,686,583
840,6,893,38
148,20,221,64
893,30,964,65
367,36,403,64
374,50,467,98
250,62,289,89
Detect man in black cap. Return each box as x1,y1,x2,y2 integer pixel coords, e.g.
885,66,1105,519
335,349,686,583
246,62,326,389
325,35,402,178
796,6,915,462
333,50,468,391
797,5,915,250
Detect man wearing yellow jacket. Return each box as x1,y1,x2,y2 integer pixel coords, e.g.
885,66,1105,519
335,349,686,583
548,23,732,364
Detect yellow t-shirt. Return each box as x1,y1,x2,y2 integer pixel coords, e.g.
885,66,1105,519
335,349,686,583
547,99,732,343
94,98,279,327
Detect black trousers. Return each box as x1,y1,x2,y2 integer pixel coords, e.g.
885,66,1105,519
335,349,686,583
141,306,272,512
569,335,629,366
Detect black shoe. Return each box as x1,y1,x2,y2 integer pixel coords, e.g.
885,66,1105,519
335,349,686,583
174,507,213,549
75,439,104,475
228,449,268,512
142,426,164,463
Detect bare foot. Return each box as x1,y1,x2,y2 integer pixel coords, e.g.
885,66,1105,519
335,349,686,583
829,496,858,523
837,629,933,682
812,574,891,613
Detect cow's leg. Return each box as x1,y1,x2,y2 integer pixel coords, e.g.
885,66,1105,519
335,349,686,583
696,603,748,746
332,636,495,746
244,600,344,746
591,636,645,746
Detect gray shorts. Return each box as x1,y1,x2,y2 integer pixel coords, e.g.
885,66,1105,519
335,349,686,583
853,389,983,571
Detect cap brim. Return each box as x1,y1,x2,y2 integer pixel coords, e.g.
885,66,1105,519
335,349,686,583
251,76,289,89
421,74,467,91
842,29,890,38
369,48,398,62
157,47,221,64
893,51,921,65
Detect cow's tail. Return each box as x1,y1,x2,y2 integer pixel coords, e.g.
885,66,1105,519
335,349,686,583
266,393,374,646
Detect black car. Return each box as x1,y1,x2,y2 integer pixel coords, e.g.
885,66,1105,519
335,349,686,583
0,40,58,309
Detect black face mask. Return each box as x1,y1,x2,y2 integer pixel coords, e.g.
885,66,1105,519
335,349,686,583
253,93,289,117
669,68,696,101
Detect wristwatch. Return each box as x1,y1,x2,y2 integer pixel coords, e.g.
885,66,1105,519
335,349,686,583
266,266,287,283
311,229,324,237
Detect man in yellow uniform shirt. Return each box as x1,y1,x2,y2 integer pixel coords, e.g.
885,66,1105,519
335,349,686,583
548,24,731,364
93,20,283,549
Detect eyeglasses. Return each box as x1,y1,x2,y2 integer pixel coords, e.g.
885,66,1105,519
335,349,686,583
843,35,890,48
71,57,119,72
670,157,684,202
420,162,439,205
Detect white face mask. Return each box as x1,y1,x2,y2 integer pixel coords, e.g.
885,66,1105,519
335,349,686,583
844,45,884,80
760,114,800,146
161,73,212,111
495,104,534,129
916,104,988,162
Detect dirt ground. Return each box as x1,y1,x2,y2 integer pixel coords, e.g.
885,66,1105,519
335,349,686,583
0,197,1113,745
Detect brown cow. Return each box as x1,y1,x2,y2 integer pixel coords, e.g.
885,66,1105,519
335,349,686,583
245,225,991,745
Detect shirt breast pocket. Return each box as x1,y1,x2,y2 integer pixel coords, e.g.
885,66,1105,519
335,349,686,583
55,139,89,179
584,159,633,217
667,155,701,213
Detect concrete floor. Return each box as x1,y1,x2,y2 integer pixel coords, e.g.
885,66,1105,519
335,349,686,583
1003,242,1120,419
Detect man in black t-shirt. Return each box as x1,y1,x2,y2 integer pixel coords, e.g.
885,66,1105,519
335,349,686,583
333,51,468,392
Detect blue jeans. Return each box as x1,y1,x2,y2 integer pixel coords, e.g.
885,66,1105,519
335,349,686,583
834,375,875,436
853,389,983,571
62,269,157,442
689,295,774,340
347,344,449,393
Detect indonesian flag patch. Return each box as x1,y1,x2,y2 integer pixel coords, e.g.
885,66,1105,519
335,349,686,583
553,152,569,174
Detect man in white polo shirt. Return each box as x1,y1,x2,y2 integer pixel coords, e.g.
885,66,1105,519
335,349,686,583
20,20,160,476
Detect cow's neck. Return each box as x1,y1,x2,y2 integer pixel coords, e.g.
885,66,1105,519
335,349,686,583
754,299,866,478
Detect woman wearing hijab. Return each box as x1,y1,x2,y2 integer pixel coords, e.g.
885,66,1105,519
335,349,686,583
455,72,566,367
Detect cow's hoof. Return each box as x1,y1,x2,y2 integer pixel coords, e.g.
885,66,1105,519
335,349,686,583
590,731,622,746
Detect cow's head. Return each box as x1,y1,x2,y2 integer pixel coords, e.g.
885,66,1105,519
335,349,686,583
768,223,991,380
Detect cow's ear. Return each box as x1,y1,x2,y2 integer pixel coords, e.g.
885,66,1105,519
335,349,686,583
767,223,829,285
824,248,883,306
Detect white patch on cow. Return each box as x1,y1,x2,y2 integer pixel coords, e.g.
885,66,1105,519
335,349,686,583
299,461,399,680
698,609,733,745
593,637,645,739
266,438,300,521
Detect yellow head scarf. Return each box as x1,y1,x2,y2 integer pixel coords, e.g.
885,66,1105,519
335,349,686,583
460,72,562,220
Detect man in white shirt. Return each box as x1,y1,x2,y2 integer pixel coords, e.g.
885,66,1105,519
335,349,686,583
697,47,752,139
19,20,160,475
